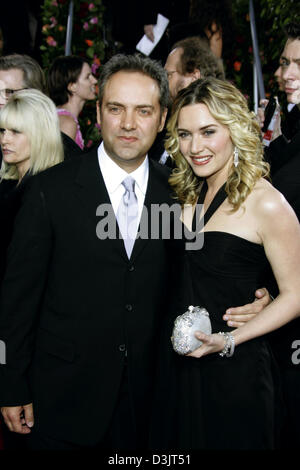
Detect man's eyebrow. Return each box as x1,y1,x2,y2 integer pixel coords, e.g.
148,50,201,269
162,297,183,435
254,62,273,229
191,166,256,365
105,102,154,109
280,55,300,63
106,101,124,106
136,104,154,109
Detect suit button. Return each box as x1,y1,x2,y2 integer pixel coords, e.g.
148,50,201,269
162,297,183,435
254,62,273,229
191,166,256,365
125,304,133,311
119,344,126,352
128,266,134,272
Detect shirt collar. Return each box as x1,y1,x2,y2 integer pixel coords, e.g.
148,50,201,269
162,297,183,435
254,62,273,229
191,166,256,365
98,142,149,196
288,103,295,112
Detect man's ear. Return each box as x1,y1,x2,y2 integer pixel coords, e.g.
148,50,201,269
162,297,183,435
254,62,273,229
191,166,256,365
191,68,201,81
96,100,101,126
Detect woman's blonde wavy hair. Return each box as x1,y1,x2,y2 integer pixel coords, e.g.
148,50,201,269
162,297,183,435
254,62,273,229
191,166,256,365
167,77,270,211
0,89,64,181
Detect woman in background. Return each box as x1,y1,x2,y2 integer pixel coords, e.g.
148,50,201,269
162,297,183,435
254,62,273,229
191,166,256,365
47,55,97,157
0,88,63,282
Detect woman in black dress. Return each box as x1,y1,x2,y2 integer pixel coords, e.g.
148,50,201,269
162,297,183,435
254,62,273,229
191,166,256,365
0,89,64,272
0,88,64,281
152,77,300,450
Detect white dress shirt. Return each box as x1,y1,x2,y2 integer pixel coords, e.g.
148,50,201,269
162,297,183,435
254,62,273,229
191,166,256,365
98,142,149,229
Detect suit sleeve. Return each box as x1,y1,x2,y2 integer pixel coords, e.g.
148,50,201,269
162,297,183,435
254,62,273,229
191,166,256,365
272,160,300,221
0,175,53,406
265,135,289,176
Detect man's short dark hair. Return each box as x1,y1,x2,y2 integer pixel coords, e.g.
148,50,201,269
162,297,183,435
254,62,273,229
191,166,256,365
98,54,170,109
285,23,300,41
171,36,225,80
0,54,46,92
47,55,87,106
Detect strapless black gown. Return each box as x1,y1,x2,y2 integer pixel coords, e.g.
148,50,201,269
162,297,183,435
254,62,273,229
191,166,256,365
150,183,282,450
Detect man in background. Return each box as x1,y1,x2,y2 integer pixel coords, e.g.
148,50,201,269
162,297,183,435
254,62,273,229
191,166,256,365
0,54,46,166
150,36,225,164
259,22,300,449
164,36,225,101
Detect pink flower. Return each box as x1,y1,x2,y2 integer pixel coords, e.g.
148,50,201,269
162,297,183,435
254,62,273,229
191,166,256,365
88,3,95,10
90,17,98,25
83,22,90,30
49,16,57,28
87,140,93,148
91,63,99,74
46,36,57,47
51,0,58,5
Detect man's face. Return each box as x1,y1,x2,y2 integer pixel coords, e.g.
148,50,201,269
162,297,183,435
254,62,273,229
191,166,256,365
164,48,196,101
280,38,300,103
0,69,24,108
99,71,167,172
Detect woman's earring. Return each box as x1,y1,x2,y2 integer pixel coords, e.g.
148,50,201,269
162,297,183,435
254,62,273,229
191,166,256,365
233,147,239,167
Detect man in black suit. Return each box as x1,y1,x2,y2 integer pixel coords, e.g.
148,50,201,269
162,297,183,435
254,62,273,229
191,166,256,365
264,23,300,176
0,54,171,450
267,135,300,451
0,54,269,450
259,23,300,449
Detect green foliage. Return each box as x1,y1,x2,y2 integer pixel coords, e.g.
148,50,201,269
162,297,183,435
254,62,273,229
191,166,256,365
41,0,106,147
228,0,300,108
40,0,300,133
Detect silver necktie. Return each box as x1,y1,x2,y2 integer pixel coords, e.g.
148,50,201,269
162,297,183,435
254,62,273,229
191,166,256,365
117,176,138,258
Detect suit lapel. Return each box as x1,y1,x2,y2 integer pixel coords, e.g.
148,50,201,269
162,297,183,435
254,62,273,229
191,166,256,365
74,148,110,211
74,148,128,261
130,159,171,262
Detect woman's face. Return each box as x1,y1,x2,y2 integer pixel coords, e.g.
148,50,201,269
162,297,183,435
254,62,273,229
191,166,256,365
0,128,31,177
73,62,97,101
177,103,234,184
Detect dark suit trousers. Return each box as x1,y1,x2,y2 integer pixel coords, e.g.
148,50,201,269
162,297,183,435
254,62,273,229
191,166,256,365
26,367,143,450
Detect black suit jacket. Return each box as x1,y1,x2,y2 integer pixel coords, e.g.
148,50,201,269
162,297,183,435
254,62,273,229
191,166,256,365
0,149,176,445
0,175,31,284
265,106,300,177
272,148,300,218
266,139,300,368
61,132,85,160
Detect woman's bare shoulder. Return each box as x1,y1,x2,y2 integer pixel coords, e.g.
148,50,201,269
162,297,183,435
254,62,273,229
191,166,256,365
250,178,295,219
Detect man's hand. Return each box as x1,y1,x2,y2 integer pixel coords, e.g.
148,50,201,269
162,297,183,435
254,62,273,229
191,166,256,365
257,98,281,141
144,24,155,42
223,288,271,328
1,403,34,434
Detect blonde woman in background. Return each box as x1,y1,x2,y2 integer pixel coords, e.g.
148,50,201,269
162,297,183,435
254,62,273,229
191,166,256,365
0,88,63,282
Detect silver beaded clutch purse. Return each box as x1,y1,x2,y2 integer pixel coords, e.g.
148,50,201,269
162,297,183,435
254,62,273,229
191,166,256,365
171,305,212,355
